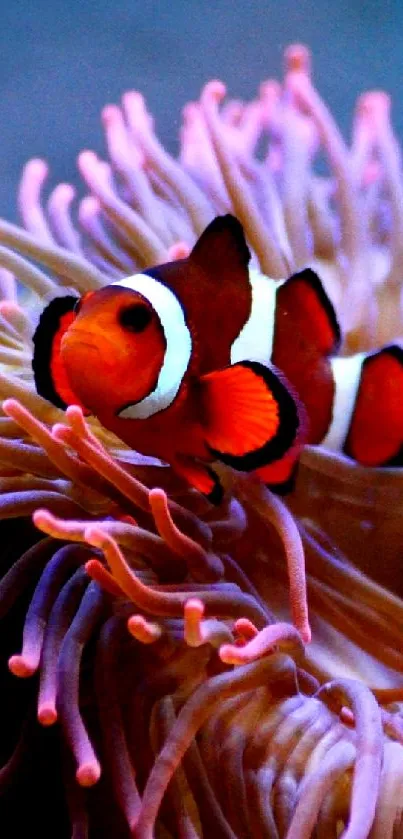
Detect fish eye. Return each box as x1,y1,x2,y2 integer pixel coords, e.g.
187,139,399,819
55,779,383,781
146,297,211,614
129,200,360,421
119,303,152,333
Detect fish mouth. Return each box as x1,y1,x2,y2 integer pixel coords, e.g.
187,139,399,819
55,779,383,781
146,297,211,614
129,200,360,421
68,340,98,350
61,330,101,357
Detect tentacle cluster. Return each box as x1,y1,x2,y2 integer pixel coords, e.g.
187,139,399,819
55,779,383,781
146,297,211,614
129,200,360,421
0,42,402,838
0,45,401,355
0,402,401,836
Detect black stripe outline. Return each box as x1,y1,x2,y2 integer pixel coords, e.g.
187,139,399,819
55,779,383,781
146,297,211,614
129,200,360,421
32,295,79,410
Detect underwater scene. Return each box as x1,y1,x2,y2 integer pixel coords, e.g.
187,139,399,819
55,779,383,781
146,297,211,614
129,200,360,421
1,1,403,837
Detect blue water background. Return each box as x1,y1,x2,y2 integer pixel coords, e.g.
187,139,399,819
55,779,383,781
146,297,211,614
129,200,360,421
0,0,401,221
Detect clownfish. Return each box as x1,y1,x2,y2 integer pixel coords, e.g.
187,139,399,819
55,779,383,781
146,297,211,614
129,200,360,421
32,215,306,503
268,258,403,468
32,214,403,503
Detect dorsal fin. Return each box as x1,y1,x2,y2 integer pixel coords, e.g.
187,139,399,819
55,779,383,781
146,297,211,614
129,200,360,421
276,267,341,355
32,295,90,414
189,215,251,281
146,216,252,372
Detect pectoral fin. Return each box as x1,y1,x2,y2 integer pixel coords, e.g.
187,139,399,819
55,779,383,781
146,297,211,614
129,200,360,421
199,360,301,470
189,214,251,283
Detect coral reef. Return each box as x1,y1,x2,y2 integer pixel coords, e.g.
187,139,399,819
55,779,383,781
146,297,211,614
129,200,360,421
0,43,402,838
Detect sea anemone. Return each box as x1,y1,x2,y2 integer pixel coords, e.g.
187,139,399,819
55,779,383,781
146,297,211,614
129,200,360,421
0,44,402,838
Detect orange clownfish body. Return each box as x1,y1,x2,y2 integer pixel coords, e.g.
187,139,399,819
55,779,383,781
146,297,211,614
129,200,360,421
33,214,403,503
33,216,304,503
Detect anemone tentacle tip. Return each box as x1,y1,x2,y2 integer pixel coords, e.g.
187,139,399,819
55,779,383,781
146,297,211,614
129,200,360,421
32,507,52,525
37,704,58,727
8,655,36,678
2,397,18,414
76,762,101,788
25,157,49,176
301,623,312,645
